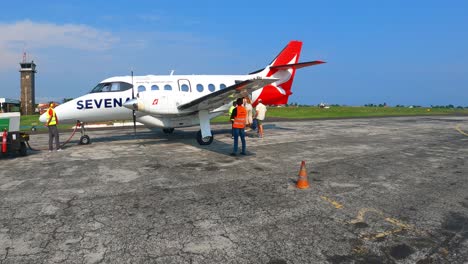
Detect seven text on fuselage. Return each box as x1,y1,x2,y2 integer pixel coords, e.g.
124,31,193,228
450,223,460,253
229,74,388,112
76,98,131,110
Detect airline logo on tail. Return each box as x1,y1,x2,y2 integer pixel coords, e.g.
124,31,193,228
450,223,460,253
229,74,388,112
253,40,325,105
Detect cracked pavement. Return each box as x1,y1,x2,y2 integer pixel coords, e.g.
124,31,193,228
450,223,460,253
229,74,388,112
0,116,467,263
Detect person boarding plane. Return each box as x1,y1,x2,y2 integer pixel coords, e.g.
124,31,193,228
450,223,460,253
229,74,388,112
39,40,325,145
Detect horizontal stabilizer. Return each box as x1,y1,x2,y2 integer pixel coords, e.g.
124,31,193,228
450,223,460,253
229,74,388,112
269,60,326,71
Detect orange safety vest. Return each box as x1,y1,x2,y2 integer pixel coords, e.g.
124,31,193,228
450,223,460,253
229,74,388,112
46,107,58,126
232,106,247,129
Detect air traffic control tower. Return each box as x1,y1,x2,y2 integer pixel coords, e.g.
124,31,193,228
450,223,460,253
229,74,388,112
19,60,36,115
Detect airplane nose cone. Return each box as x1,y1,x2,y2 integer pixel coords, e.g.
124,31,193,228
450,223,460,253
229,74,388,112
123,99,139,111
39,112,47,123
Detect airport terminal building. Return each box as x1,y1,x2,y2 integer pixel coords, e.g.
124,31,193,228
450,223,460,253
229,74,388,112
0,98,20,113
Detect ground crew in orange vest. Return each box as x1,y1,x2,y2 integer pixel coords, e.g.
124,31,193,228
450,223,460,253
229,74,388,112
230,98,247,156
228,101,236,139
45,102,62,152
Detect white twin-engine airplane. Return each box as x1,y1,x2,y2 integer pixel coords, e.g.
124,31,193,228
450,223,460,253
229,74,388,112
39,40,325,145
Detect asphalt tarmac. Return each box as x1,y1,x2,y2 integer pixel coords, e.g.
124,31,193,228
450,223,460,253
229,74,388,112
1,116,467,264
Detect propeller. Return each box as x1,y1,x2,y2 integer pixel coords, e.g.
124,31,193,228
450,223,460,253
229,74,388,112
131,70,136,136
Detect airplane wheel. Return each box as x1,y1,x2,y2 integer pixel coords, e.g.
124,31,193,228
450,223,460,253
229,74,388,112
19,142,28,156
163,128,175,134
196,130,213,145
79,135,91,145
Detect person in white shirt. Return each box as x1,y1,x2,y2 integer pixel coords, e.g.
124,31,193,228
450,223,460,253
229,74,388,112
243,97,253,131
254,99,267,138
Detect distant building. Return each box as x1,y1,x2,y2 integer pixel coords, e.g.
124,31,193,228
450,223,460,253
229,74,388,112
0,98,20,113
19,60,37,115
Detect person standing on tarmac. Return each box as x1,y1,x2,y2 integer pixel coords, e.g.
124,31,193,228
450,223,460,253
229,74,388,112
228,101,236,139
255,98,267,138
230,98,247,156
243,97,253,131
45,102,62,152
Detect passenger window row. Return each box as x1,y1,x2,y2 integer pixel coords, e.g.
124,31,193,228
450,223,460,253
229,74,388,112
137,83,227,92
91,82,228,94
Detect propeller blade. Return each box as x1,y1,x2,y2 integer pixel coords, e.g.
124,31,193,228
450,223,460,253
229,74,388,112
133,110,137,136
131,71,135,99
131,70,136,136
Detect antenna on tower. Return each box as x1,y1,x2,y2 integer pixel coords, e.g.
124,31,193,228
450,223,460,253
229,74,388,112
22,44,27,63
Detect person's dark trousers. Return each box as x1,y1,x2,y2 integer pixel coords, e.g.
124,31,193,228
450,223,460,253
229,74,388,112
231,122,234,138
232,128,246,154
48,125,60,151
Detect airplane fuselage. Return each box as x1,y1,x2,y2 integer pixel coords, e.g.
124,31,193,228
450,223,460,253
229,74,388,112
41,74,262,128
38,40,324,145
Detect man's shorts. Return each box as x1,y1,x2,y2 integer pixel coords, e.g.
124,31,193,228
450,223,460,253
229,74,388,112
257,119,263,125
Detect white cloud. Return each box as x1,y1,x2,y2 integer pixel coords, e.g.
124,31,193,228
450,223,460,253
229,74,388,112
0,20,118,71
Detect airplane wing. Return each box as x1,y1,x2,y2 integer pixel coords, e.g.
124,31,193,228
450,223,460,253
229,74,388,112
177,78,278,112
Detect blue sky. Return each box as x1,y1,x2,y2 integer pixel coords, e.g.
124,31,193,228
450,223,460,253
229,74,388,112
0,0,467,106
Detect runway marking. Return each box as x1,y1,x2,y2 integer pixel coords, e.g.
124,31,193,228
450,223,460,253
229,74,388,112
349,208,416,241
455,124,468,136
361,228,405,241
384,217,412,229
319,196,423,241
352,245,368,255
349,208,381,224
320,196,344,209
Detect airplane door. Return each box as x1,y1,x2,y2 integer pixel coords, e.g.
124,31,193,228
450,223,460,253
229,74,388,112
178,79,191,92
177,79,192,104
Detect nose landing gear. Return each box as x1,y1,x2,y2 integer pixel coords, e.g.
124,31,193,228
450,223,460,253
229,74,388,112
77,121,91,145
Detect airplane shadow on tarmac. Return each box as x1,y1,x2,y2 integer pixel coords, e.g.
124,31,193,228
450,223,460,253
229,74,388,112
59,123,297,157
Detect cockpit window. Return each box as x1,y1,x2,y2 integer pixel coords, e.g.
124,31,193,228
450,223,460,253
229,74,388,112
101,84,111,92
90,83,105,93
90,82,133,93
111,83,120,91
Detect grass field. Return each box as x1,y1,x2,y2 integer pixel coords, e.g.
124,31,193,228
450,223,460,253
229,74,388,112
211,106,468,122
18,106,468,132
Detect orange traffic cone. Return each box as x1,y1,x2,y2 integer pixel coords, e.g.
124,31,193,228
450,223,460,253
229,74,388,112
296,160,310,189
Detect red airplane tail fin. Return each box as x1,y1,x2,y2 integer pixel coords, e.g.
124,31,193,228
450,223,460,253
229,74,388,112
250,41,325,105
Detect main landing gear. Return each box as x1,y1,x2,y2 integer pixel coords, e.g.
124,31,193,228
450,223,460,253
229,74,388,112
77,121,91,145
196,130,213,145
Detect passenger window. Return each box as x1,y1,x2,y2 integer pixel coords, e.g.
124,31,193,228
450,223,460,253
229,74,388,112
220,84,227,89
164,84,172,91
196,84,204,92
151,85,159,90
180,84,190,92
208,84,215,92
138,85,146,92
